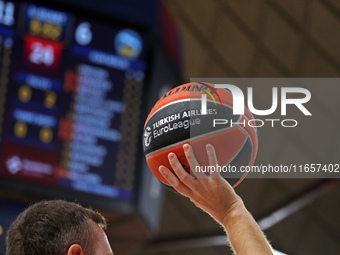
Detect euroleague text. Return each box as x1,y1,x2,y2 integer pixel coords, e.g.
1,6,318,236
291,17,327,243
152,109,217,138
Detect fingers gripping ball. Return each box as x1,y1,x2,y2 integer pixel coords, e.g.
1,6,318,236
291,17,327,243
142,82,258,188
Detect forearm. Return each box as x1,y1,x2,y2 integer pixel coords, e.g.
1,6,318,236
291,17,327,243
221,203,273,255
159,145,273,254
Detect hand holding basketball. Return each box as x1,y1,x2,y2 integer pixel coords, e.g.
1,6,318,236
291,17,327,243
159,144,244,224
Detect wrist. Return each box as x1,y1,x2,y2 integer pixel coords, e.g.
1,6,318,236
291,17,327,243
220,197,246,227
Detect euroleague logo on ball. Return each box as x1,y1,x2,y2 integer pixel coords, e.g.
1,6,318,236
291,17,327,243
144,126,152,147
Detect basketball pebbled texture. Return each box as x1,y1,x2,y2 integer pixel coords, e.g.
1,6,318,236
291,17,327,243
143,82,258,188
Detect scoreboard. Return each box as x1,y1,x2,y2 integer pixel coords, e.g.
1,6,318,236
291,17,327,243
0,0,150,209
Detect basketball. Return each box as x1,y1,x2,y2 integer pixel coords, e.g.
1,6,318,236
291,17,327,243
143,82,258,188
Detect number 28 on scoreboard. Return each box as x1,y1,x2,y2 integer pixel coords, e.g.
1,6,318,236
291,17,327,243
24,35,63,70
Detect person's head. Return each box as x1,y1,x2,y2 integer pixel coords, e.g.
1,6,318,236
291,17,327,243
6,200,113,255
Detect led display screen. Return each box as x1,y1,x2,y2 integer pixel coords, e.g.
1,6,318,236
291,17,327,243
0,0,149,208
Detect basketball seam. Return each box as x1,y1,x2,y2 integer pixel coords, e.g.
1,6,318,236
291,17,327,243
236,123,258,186
223,132,250,167
221,134,250,187
235,124,254,167
223,124,255,186
243,114,258,137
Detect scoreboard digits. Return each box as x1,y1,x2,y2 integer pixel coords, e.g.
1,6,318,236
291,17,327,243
0,1,15,26
75,22,92,46
29,18,62,40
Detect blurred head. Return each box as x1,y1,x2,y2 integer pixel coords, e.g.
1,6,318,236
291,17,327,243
6,200,113,255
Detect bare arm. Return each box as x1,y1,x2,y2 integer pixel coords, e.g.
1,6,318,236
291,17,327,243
159,144,273,255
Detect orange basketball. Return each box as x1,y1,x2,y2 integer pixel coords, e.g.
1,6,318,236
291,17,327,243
143,82,258,188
